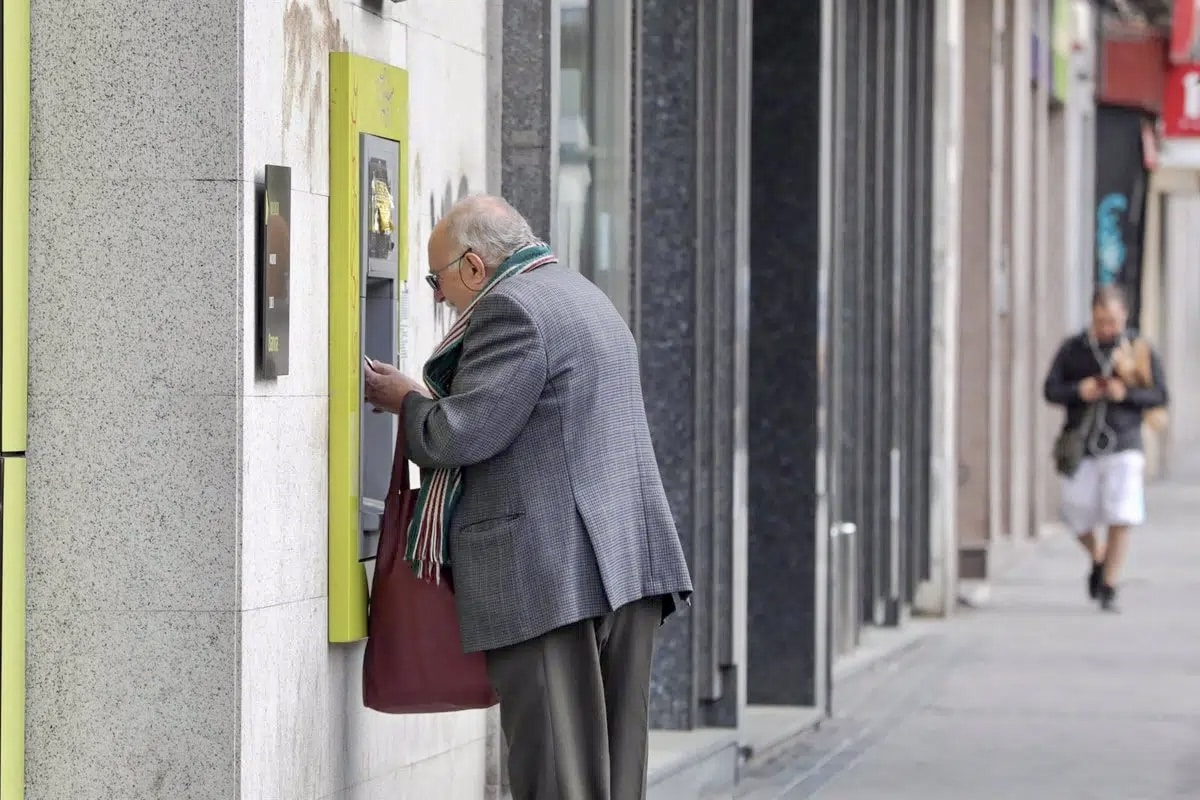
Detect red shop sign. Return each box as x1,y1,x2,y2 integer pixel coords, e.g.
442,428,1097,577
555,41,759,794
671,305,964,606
1162,63,1200,137
1172,0,1200,64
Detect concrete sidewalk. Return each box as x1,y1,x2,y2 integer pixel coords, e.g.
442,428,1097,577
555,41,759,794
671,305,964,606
739,476,1200,799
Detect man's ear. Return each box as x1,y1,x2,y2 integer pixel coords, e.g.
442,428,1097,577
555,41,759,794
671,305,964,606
464,251,488,287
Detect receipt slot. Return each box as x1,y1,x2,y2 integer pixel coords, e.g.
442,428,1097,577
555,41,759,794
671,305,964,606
328,54,409,643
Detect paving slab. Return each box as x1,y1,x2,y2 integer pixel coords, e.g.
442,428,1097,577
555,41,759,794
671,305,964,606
739,476,1200,800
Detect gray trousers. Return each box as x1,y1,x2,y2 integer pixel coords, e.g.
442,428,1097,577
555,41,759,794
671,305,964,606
485,596,662,800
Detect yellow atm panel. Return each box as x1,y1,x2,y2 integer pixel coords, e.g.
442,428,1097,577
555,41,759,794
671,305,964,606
328,54,409,643
1,1,30,797
0,461,26,800
2,0,30,454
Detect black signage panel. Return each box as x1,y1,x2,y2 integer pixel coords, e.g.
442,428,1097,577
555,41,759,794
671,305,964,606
1094,106,1148,328
258,165,292,378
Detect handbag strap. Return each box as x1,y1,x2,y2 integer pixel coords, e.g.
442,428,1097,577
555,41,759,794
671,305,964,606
373,413,412,573
389,411,410,495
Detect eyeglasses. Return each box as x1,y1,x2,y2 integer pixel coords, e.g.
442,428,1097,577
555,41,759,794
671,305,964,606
426,249,470,292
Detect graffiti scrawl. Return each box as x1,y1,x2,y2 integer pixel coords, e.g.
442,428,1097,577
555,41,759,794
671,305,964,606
282,0,348,165
1095,193,1127,288
426,175,472,339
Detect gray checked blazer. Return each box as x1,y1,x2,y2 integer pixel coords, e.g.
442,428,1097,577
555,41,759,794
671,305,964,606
402,264,694,653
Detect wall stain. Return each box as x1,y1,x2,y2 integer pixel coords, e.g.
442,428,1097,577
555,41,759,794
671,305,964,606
283,0,349,165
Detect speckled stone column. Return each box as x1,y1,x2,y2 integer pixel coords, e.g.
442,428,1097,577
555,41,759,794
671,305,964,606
635,0,752,730
746,0,825,707
500,0,558,240
23,3,242,797
634,0,702,730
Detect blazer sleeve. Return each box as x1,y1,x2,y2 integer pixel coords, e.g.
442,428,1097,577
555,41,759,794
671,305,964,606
403,292,548,470
1124,344,1169,409
1043,340,1078,406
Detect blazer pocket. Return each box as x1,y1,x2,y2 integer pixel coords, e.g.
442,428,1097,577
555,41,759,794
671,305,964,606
451,521,524,631
458,512,524,536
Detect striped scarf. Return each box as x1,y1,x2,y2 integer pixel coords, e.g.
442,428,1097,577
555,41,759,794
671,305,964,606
405,243,558,581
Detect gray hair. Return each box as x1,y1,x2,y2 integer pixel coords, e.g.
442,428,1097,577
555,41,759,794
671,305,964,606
442,194,542,269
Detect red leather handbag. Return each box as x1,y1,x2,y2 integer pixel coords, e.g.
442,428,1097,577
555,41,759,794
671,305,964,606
362,419,498,713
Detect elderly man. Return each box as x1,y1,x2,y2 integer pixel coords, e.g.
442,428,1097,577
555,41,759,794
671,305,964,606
364,195,693,800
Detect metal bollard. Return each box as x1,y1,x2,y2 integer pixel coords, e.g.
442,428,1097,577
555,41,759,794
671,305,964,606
831,522,860,657
830,525,859,657
830,524,844,657
841,522,859,652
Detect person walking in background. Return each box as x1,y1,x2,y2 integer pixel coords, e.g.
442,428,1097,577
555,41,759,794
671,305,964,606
1043,285,1169,611
364,194,694,800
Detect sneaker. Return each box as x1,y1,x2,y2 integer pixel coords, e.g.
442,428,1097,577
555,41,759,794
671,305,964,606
1088,562,1103,599
1098,583,1119,612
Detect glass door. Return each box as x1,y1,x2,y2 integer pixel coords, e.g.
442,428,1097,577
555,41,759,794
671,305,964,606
557,0,633,320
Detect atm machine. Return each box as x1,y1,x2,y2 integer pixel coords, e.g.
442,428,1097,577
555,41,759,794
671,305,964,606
327,54,409,644
1,2,30,797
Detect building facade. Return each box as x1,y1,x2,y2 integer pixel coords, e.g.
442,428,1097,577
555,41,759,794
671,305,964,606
1,1,1142,798
500,7,957,781
7,2,506,798
953,0,1104,582
1109,2,1200,480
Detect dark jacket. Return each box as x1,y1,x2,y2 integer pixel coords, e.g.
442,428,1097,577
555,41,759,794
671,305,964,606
1043,330,1168,456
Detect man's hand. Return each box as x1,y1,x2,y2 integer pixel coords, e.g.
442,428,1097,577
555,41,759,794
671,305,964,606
364,360,430,414
1078,377,1103,403
1105,377,1127,403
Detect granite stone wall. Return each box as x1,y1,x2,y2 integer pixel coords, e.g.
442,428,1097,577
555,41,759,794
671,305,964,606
25,2,243,795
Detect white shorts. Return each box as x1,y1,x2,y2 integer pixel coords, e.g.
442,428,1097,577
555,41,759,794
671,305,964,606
1060,449,1146,533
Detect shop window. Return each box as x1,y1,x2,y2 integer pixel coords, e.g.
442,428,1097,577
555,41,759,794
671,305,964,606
557,0,633,320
